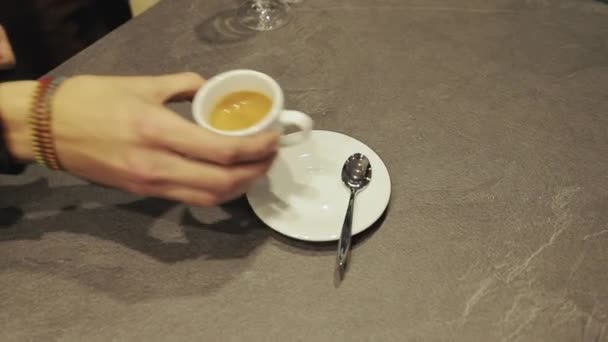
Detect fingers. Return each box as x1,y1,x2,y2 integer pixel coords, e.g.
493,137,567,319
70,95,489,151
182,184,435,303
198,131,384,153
125,173,261,207
128,149,274,192
166,154,274,194
143,109,280,165
122,149,274,206
125,72,205,103
130,184,226,207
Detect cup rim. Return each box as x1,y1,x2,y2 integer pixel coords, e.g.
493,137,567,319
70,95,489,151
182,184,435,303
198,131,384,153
192,69,284,136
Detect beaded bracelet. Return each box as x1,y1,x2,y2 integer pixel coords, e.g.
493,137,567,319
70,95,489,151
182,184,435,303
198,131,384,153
29,76,66,170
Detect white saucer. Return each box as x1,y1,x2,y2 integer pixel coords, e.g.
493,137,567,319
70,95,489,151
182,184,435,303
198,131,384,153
246,130,391,242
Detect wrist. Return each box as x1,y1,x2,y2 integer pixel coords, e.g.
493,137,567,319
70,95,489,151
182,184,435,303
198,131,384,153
0,81,37,162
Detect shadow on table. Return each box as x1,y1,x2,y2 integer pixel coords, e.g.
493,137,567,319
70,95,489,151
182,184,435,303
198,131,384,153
0,178,268,264
194,9,257,45
0,177,385,299
0,206,24,227
0,177,282,302
0,177,386,259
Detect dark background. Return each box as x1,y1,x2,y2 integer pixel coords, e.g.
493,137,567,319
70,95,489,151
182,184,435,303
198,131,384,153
0,0,131,81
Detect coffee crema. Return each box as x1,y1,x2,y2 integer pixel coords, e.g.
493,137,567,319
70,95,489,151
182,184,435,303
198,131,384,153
209,91,272,131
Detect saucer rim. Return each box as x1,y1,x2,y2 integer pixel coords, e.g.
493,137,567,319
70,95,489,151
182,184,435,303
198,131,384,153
246,129,392,242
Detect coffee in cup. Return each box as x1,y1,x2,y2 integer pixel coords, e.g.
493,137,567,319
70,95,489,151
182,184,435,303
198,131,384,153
192,69,313,146
209,90,272,131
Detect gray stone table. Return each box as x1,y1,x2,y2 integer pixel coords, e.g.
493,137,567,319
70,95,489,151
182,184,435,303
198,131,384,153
1,0,607,341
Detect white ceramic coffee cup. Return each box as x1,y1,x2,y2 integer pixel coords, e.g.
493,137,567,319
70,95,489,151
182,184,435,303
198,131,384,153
192,69,313,145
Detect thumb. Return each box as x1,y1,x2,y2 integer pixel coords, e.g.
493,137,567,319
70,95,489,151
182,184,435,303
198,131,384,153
146,72,206,103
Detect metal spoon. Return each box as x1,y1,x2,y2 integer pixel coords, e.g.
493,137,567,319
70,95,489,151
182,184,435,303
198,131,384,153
337,153,372,273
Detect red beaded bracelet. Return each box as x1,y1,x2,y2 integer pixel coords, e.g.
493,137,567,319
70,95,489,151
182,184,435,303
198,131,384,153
29,76,65,170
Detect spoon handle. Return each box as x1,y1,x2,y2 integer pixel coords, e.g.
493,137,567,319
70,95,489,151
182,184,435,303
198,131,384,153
337,189,356,270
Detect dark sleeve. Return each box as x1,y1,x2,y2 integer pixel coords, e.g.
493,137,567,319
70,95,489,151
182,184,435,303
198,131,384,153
0,118,26,175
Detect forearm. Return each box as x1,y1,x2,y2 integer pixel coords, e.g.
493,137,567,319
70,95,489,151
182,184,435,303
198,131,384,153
0,81,36,165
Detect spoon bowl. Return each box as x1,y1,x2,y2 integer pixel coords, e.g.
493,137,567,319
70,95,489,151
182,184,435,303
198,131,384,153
337,153,373,275
342,153,372,190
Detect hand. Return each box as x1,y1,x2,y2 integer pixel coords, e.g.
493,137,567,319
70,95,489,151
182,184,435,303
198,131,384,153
0,25,16,70
0,73,279,206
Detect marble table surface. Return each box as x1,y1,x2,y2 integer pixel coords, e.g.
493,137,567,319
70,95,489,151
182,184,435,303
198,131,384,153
1,0,607,341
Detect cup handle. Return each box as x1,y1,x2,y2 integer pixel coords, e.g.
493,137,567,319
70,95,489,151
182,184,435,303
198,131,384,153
278,110,313,146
